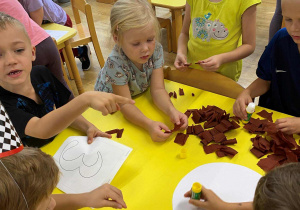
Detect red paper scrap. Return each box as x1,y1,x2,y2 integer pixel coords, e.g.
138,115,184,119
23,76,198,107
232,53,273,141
173,91,177,99
250,147,266,158
257,110,273,122
179,88,184,96
174,133,189,146
105,129,124,138
183,63,192,66
221,138,237,145
192,93,195,97
194,124,204,135
169,92,173,97
213,133,227,143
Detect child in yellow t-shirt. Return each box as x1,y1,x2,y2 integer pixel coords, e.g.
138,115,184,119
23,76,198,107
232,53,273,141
175,0,261,81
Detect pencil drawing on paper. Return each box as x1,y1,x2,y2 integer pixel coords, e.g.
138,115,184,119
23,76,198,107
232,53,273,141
59,140,103,178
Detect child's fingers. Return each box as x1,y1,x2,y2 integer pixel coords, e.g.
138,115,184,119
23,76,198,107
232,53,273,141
100,200,124,209
184,190,192,197
189,199,207,208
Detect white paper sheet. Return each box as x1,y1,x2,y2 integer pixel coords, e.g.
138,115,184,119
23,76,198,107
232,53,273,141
53,136,132,194
45,30,68,41
172,163,262,210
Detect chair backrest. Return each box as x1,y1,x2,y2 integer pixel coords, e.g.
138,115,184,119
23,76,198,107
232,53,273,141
71,0,95,29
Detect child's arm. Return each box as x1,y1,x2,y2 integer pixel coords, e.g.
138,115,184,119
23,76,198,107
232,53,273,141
275,117,300,135
233,78,270,119
25,91,134,140
184,187,253,210
150,68,188,129
199,5,257,71
69,115,112,144
112,83,172,142
28,7,44,26
52,184,127,210
174,3,191,71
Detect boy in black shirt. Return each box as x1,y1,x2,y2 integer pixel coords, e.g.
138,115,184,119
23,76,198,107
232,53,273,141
0,12,134,147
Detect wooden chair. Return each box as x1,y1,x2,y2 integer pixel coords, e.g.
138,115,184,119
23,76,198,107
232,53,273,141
158,17,172,52
163,66,244,99
70,0,105,68
52,38,74,94
147,0,172,52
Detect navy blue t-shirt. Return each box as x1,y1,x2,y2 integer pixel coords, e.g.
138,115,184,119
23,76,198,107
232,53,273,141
257,28,300,116
0,66,71,147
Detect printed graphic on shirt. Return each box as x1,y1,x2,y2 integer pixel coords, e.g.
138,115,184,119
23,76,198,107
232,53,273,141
192,13,228,42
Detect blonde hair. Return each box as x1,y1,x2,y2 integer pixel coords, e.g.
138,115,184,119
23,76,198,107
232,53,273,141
0,12,31,44
110,0,161,47
253,162,300,210
0,147,59,210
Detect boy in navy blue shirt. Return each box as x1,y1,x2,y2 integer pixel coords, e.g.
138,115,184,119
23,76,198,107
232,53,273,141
0,12,134,147
233,0,300,135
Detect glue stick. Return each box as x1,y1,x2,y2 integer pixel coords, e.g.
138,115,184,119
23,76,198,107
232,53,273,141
191,182,202,200
242,102,256,124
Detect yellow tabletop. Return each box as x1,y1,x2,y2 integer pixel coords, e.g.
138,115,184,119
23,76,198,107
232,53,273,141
41,80,292,210
151,0,186,9
41,23,77,46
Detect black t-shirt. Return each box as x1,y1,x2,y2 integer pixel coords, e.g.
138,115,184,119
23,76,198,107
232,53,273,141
0,66,71,147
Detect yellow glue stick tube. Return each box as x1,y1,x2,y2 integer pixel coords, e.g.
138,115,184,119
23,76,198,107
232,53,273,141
191,182,202,200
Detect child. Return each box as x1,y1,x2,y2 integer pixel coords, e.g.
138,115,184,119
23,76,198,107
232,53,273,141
0,12,134,147
184,162,300,210
0,146,127,210
18,0,91,70
94,0,188,142
0,0,73,95
233,0,300,135
174,0,261,81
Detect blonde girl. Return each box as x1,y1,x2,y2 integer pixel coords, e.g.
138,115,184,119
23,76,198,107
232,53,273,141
94,0,188,142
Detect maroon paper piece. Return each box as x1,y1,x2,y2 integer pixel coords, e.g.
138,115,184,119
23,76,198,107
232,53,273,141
221,138,237,145
174,133,189,146
183,63,192,66
257,110,273,122
186,126,194,135
173,91,177,99
179,88,185,96
169,92,173,97
184,110,193,118
106,129,124,138
192,93,195,97
257,158,281,172
250,147,266,158
117,129,124,138
194,124,204,135
213,133,227,143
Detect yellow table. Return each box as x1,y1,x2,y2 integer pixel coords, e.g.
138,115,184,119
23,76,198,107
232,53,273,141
151,0,186,52
42,23,85,94
41,80,291,210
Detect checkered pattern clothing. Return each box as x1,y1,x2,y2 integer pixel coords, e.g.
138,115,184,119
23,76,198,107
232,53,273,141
0,102,23,158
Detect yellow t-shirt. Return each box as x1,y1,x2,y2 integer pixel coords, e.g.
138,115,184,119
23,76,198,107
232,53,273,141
186,0,261,81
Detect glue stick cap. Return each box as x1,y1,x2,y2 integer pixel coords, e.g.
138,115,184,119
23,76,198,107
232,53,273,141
192,182,202,193
246,102,255,113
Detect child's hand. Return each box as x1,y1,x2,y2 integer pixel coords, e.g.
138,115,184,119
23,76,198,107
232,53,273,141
169,109,188,130
197,55,224,71
184,187,226,210
147,121,171,142
84,183,127,209
88,92,135,116
174,53,189,71
275,117,300,135
86,125,112,144
233,90,253,120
